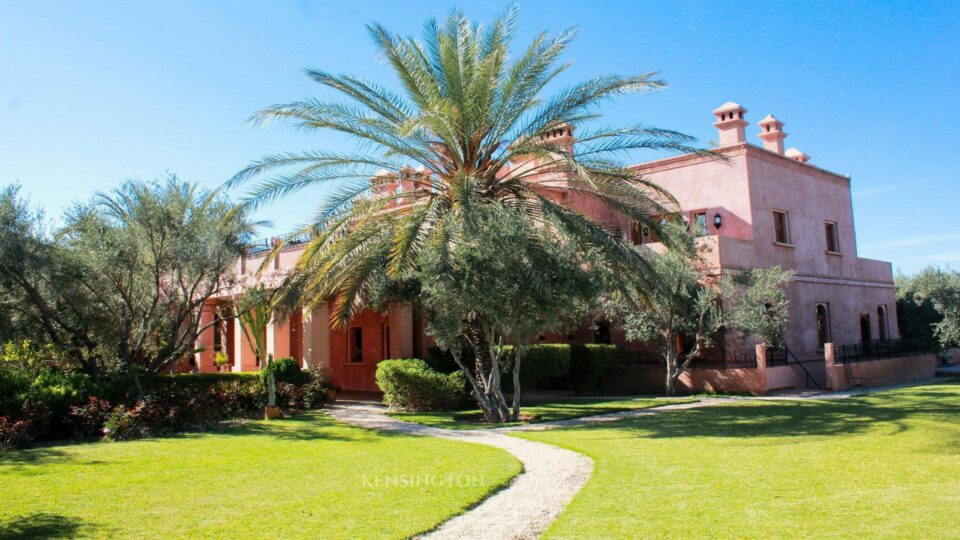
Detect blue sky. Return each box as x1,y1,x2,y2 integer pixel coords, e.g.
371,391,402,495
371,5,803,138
1,0,958,274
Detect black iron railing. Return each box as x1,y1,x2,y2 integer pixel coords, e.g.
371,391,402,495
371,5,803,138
835,339,930,364
688,349,758,369
245,233,312,256
766,347,788,367
245,237,272,255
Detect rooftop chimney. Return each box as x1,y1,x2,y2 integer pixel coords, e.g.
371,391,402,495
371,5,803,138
712,102,748,145
784,147,810,163
757,114,787,155
540,122,576,154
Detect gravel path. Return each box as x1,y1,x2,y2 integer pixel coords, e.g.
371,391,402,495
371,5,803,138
327,399,731,539
328,403,593,539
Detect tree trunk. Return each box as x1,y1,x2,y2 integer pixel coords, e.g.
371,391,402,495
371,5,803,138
458,323,512,423
511,346,522,421
664,342,677,397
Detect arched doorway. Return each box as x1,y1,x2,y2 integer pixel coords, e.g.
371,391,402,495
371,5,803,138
816,304,830,350
877,306,888,341
860,314,872,352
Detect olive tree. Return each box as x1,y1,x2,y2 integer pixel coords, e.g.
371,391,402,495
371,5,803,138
609,221,792,395
0,177,254,378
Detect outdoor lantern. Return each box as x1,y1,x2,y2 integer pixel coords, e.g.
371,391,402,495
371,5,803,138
713,212,722,229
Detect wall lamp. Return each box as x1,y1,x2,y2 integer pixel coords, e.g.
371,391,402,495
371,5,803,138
713,212,722,229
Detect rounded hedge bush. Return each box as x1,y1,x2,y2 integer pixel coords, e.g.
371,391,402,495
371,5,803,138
375,359,469,412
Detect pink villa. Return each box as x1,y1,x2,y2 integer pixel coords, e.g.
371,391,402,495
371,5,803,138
191,102,936,394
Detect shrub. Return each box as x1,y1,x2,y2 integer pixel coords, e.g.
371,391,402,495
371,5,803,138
214,351,230,369
261,357,307,385
67,397,114,440
149,373,263,423
28,370,94,417
425,347,471,374
569,344,623,394
507,344,571,390
429,344,571,391
103,399,175,441
0,416,32,451
376,359,469,411
299,367,333,409
0,366,31,418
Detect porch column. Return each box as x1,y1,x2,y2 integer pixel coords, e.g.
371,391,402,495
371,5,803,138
301,306,330,370
312,303,332,371
233,317,245,372
234,316,258,372
194,303,217,373
389,303,414,359
266,318,277,361
271,317,292,360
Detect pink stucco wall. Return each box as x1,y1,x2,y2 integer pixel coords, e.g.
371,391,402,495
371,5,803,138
825,352,936,391
630,140,898,361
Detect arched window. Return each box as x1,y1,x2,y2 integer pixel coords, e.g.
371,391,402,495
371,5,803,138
877,306,888,341
816,304,830,350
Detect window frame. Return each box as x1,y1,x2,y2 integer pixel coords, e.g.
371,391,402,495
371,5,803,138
824,221,841,254
773,210,792,245
349,327,363,363
692,211,708,237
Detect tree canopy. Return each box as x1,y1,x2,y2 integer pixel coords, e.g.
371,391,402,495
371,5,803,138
0,177,254,378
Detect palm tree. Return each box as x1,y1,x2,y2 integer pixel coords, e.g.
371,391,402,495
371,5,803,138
229,7,707,420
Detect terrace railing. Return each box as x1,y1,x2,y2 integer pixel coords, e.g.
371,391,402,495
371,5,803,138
835,339,930,364
245,237,272,255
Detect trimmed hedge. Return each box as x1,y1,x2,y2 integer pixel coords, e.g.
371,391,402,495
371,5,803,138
427,343,622,393
569,344,623,394
376,359,470,411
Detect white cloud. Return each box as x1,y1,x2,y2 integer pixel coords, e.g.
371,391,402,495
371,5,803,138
862,232,960,250
852,183,909,199
926,251,960,262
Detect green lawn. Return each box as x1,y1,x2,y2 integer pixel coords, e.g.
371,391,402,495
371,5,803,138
0,412,521,539
390,397,692,430
516,380,960,539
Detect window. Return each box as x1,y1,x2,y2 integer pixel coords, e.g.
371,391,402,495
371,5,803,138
860,315,872,348
877,306,888,341
349,328,363,363
594,320,611,344
825,221,840,253
693,212,708,237
773,211,790,244
816,304,831,350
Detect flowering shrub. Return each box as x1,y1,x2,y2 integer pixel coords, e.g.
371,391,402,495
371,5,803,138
0,365,332,451
0,416,32,450
103,399,176,441
19,399,51,438
67,397,114,440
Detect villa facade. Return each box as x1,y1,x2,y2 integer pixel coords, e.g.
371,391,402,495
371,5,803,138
193,102,903,393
